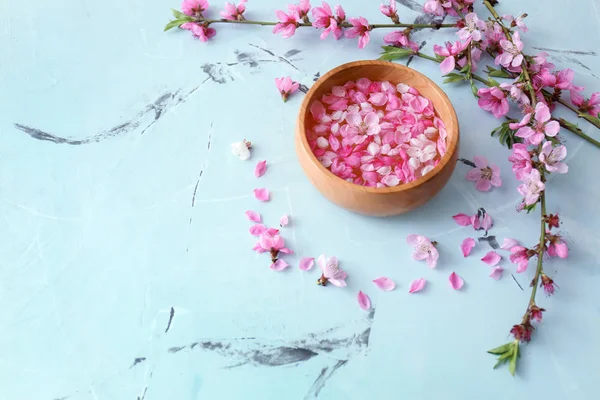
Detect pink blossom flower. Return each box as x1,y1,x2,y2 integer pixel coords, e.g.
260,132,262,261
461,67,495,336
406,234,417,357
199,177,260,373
181,22,216,42
220,0,246,20
517,169,545,205
408,278,427,293
346,112,381,136
547,233,568,258
539,142,568,174
357,291,371,310
383,30,419,52
449,272,464,290
316,255,347,287
345,17,371,49
380,0,398,21
291,0,311,20
516,102,560,145
182,0,209,17
495,31,524,68
500,82,530,105
407,134,437,169
461,238,476,257
481,251,501,266
540,274,557,296
466,156,502,191
509,246,531,273
407,234,439,268
275,76,300,102
489,266,504,280
280,214,290,227
502,14,528,32
553,69,574,90
373,277,395,291
457,13,486,41
477,87,509,118
254,231,293,259
511,322,533,343
433,40,470,74
508,143,533,180
311,2,344,39
299,257,314,271
471,209,493,232
423,0,450,16
572,92,600,117
529,305,544,322
273,7,300,38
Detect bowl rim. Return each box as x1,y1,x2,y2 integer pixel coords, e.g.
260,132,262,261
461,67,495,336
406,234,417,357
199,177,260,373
297,60,459,194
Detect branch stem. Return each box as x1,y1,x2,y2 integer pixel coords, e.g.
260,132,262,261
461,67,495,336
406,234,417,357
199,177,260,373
195,18,455,29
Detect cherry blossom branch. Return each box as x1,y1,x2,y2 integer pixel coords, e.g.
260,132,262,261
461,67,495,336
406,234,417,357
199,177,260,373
191,17,455,29
525,187,546,317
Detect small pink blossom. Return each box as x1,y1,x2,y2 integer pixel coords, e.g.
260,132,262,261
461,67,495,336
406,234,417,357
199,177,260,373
489,266,504,280
254,231,293,257
245,210,261,223
457,13,486,41
280,214,290,227
449,272,464,290
477,87,509,118
254,188,270,201
408,278,427,293
270,259,290,271
517,169,545,206
255,160,267,177
500,238,519,251
502,14,528,32
357,291,371,310
311,2,344,39
291,0,311,20
275,77,300,102
541,274,557,296
423,0,449,16
515,102,560,145
299,257,315,271
345,17,371,49
433,40,470,74
471,209,493,232
182,0,209,17
500,82,530,105
380,0,398,21
554,69,574,90
220,0,246,21
574,92,600,117
465,156,502,191
508,143,533,180
273,7,301,38
495,31,524,68
539,142,568,174
346,112,381,136
316,255,347,287
383,30,419,52
510,246,531,273
547,233,568,259
373,277,395,291
461,238,476,257
481,251,501,266
407,234,439,268
181,22,216,42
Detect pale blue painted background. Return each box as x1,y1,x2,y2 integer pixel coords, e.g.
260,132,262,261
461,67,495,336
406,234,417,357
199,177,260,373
1,0,599,399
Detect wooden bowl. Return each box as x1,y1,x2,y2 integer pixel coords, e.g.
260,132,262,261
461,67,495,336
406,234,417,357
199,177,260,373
295,60,459,217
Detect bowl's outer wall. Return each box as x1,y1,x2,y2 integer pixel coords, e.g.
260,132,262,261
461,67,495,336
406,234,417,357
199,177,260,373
295,61,460,217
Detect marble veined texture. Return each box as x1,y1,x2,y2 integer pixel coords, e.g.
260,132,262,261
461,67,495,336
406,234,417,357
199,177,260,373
1,0,599,399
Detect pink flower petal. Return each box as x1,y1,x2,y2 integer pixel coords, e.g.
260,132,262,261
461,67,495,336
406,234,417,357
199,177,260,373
270,259,290,271
280,214,289,227
408,278,426,293
255,160,268,178
357,291,371,310
500,238,519,250
254,188,270,201
461,238,476,257
453,213,472,226
448,272,464,290
249,224,267,236
481,251,502,266
245,210,261,223
372,277,395,291
489,266,504,280
299,257,314,271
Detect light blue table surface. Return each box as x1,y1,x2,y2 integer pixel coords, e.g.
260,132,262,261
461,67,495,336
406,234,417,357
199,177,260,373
1,0,599,399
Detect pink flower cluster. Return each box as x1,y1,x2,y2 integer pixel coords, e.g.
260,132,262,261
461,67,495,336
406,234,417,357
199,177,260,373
307,79,448,187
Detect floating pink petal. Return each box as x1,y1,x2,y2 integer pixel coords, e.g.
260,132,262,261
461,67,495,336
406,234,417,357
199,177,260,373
461,238,476,257
245,210,261,223
249,224,267,236
270,259,290,271
255,160,267,178
254,188,270,201
299,257,314,271
280,214,290,227
357,291,371,310
448,272,464,290
372,277,395,291
453,213,472,226
408,278,426,293
489,266,504,280
500,238,519,250
481,251,502,266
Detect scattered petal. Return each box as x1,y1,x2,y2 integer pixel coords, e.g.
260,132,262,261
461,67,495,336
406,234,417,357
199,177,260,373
245,210,261,223
299,257,314,271
372,277,395,291
357,291,371,310
270,259,290,271
481,251,502,266
254,188,270,201
408,278,426,293
453,213,472,226
500,238,519,250
249,224,267,236
280,214,290,227
448,272,464,290
489,266,504,280
255,160,268,178
231,141,251,160
461,238,476,257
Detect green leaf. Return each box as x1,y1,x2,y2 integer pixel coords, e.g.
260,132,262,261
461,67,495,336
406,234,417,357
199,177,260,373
459,64,470,74
487,342,513,355
523,203,537,213
509,342,519,376
442,73,466,84
493,351,513,369
171,9,187,19
378,47,414,61
579,112,600,127
470,80,479,98
486,66,513,79
164,19,185,32
487,78,500,87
